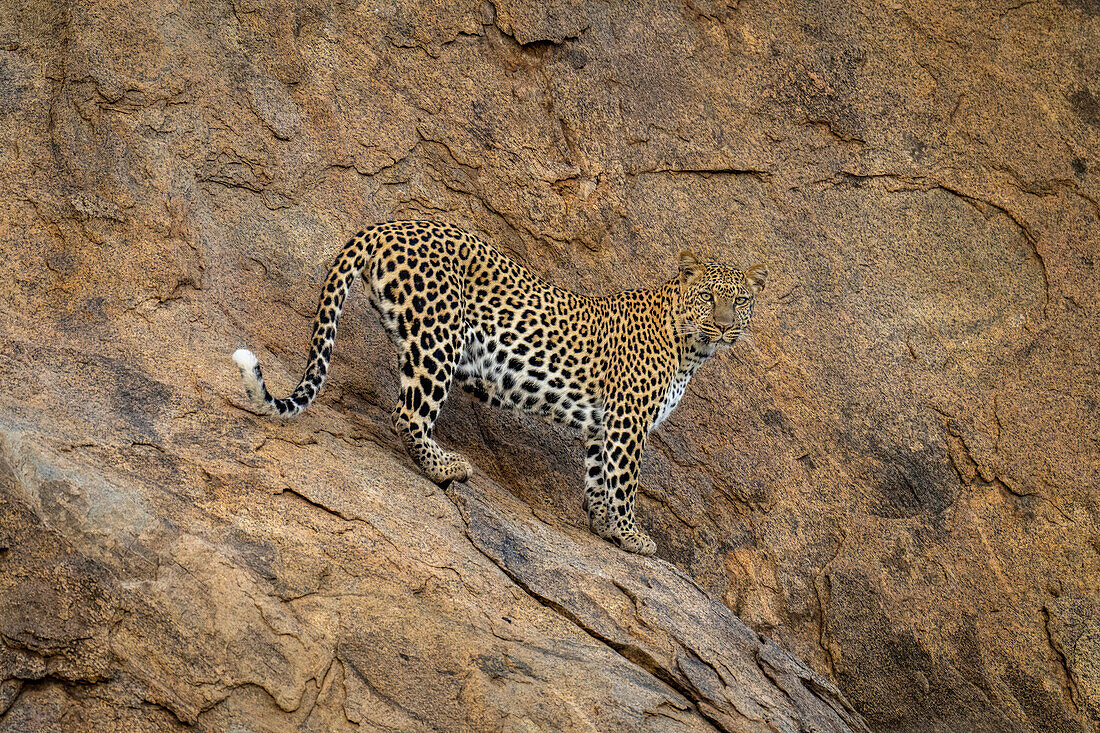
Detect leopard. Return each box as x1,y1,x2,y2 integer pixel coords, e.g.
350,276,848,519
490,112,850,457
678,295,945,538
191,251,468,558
232,221,767,555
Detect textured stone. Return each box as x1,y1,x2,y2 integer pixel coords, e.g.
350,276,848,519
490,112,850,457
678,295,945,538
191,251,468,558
0,0,1097,731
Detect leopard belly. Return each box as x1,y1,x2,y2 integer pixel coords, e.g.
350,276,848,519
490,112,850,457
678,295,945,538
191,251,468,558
455,324,601,433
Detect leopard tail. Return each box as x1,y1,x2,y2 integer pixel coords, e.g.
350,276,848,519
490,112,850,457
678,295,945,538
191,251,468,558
232,234,370,417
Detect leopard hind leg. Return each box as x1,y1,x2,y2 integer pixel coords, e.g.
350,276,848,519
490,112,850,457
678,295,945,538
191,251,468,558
382,273,472,487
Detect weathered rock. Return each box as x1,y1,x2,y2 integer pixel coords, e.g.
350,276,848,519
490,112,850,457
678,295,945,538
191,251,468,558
0,0,1097,731
0,425,861,731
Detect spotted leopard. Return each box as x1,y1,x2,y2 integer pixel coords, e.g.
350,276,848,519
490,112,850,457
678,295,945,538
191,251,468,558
233,221,767,555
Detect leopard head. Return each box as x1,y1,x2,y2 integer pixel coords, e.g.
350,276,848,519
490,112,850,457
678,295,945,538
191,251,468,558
677,250,767,347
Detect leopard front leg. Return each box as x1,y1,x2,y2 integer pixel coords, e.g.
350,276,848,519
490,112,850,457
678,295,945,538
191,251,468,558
597,412,656,556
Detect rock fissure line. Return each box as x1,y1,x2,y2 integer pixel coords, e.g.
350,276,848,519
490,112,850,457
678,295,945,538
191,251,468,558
442,491,729,731
931,183,1051,305
1041,606,1080,714
443,483,863,731
494,570,730,733
753,661,803,728
339,656,439,729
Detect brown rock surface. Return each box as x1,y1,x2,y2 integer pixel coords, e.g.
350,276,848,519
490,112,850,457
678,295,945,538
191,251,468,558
0,0,1096,731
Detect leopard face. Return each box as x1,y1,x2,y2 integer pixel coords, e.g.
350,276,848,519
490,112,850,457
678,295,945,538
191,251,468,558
678,251,767,346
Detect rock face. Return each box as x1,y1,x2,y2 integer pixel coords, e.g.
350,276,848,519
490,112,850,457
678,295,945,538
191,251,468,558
0,0,1097,731
0,429,864,732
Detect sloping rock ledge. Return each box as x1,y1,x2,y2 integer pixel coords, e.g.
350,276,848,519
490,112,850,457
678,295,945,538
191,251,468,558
0,381,866,731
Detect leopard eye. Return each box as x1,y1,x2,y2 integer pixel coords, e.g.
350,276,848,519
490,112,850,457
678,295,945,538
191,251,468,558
735,296,749,305
703,292,714,304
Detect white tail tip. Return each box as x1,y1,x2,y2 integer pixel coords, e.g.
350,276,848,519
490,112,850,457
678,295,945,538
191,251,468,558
232,348,259,370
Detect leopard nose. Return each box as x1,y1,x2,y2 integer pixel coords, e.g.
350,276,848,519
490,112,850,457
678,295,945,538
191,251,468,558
716,323,732,333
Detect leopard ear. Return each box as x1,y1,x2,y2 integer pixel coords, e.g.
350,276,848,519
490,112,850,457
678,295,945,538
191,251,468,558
679,251,703,280
745,263,768,293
